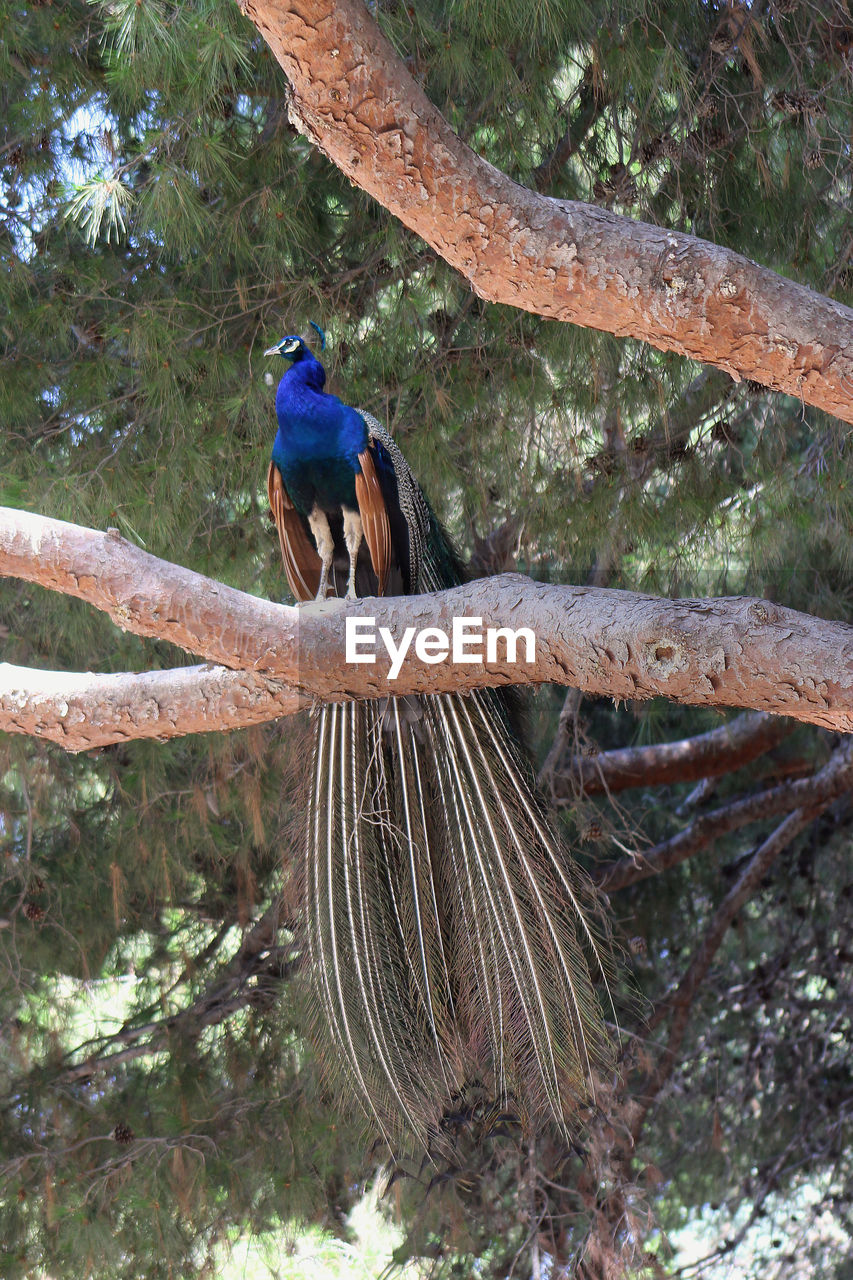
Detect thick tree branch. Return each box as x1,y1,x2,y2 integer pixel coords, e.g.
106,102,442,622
556,710,794,801
0,663,308,752
239,0,853,423
596,748,853,892
2,508,853,750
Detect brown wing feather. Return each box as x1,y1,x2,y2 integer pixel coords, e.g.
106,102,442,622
355,447,391,596
267,460,322,602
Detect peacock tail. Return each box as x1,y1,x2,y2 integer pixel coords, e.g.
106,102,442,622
298,411,615,1149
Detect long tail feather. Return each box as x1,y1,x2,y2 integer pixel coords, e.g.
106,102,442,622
304,686,615,1148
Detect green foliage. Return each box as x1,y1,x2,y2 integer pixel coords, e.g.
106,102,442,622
1,0,852,1275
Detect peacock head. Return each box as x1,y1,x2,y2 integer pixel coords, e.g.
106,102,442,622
263,321,325,361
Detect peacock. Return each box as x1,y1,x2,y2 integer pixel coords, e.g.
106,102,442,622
264,323,614,1150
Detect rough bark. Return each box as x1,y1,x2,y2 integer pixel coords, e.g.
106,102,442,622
238,0,853,423
0,663,308,752
555,710,795,800
2,507,853,751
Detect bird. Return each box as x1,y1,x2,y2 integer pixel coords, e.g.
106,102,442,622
265,324,614,1151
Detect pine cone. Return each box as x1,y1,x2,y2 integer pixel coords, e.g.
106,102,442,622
586,448,618,475
711,419,733,443
801,93,826,117
745,379,765,395
771,90,798,114
640,137,662,165
803,147,822,171
618,178,638,207
709,33,734,55
592,177,617,202
702,126,729,150
23,902,44,922
113,1122,135,1145
583,822,603,841
773,90,825,117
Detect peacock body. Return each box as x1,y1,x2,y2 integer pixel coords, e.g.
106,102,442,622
265,328,613,1150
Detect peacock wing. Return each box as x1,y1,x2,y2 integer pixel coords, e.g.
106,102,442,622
267,460,322,602
355,445,391,596
357,411,437,594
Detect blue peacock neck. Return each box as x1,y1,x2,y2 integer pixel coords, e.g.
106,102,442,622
274,353,327,425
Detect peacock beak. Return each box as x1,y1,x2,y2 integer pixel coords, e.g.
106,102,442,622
263,344,281,357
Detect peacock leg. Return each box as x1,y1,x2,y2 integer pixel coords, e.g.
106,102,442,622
342,507,364,599
308,506,335,599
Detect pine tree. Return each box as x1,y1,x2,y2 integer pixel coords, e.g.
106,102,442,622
1,0,852,1275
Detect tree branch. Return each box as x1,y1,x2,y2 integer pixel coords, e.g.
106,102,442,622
597,747,853,892
629,738,853,1139
0,662,308,752
18,895,296,1090
556,710,794,801
2,507,853,751
239,0,853,423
